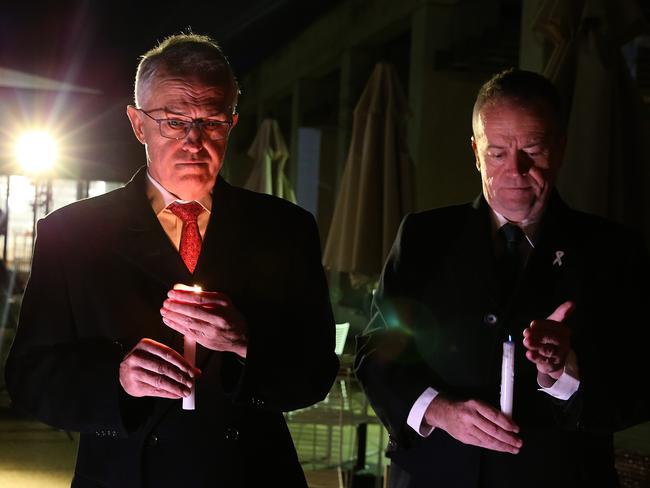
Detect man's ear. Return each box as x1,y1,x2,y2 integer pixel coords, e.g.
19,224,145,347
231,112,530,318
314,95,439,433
126,105,146,144
471,135,481,172
231,113,239,128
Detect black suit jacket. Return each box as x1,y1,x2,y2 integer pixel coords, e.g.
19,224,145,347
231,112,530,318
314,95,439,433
355,193,649,488
5,167,339,487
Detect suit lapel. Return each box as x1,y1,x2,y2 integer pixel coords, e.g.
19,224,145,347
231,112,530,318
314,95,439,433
452,196,502,310
514,193,577,322
192,178,249,369
113,167,191,289
112,168,190,351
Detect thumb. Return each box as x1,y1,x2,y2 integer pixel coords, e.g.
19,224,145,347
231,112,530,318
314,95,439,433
547,300,575,323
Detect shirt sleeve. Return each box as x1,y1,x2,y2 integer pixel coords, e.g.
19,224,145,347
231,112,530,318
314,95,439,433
407,387,439,437
538,349,580,400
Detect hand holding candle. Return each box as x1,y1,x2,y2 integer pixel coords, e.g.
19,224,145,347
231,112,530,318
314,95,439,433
161,283,249,408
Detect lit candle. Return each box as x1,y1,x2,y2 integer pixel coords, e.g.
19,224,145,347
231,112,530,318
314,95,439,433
500,335,515,417
173,283,202,411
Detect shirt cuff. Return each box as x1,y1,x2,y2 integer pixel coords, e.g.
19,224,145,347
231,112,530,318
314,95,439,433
407,387,438,437
538,349,580,400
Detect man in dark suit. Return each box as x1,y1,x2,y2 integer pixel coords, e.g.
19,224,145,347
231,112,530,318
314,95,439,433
5,33,338,487
355,69,649,487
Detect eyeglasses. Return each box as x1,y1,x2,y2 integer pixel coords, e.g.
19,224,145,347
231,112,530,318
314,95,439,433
137,108,234,141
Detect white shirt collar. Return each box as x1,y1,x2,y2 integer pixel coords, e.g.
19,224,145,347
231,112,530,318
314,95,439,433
146,171,211,212
490,209,538,248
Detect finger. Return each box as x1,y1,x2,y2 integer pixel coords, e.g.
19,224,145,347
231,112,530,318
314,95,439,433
473,416,522,448
525,350,561,370
134,368,191,397
522,335,536,350
134,339,196,376
538,344,558,358
522,336,549,351
467,425,521,454
527,322,566,343
473,401,519,433
525,331,562,348
162,300,224,324
161,310,211,336
161,315,194,338
162,318,211,346
167,289,229,307
127,351,194,387
547,300,575,323
135,381,183,399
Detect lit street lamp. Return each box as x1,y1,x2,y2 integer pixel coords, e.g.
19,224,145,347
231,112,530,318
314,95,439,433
13,130,58,254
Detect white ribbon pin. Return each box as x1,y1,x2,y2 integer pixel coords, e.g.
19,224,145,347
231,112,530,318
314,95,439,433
553,251,564,267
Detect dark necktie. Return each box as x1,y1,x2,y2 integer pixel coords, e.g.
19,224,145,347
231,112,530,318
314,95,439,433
168,201,204,273
498,223,525,300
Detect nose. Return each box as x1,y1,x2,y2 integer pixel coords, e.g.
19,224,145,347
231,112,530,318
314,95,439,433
182,123,204,152
513,150,533,175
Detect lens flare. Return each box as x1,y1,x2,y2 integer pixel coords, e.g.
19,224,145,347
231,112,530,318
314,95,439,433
14,131,58,173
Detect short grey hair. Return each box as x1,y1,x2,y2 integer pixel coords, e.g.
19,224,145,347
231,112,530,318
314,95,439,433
472,68,564,135
134,33,240,114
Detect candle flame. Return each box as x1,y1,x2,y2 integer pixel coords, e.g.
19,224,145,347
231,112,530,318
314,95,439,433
173,283,203,293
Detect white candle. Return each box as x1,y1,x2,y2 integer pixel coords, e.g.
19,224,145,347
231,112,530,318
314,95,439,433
182,335,196,410
500,335,515,417
173,284,202,411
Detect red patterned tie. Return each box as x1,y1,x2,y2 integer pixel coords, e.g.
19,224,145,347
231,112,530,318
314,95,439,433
168,201,204,273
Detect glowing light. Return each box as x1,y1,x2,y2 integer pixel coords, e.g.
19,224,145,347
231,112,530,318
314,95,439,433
14,131,58,174
173,284,202,293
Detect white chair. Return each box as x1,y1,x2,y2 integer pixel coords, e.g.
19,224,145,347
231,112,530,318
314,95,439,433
335,322,350,356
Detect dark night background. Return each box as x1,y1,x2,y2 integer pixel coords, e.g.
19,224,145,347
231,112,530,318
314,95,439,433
0,0,339,180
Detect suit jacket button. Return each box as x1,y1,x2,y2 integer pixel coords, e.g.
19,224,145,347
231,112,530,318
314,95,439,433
146,434,159,447
483,313,498,325
225,428,239,441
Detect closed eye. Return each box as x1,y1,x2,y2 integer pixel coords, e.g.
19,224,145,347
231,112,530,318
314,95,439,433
166,119,190,130
524,147,545,157
202,120,229,129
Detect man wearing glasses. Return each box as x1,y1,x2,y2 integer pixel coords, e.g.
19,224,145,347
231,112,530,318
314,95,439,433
6,33,338,487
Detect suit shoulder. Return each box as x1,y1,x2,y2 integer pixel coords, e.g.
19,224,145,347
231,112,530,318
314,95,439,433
38,186,127,230
563,207,647,253
403,202,474,233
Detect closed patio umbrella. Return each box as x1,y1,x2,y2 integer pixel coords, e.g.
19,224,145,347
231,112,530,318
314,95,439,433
244,118,296,203
323,62,414,286
533,0,650,241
